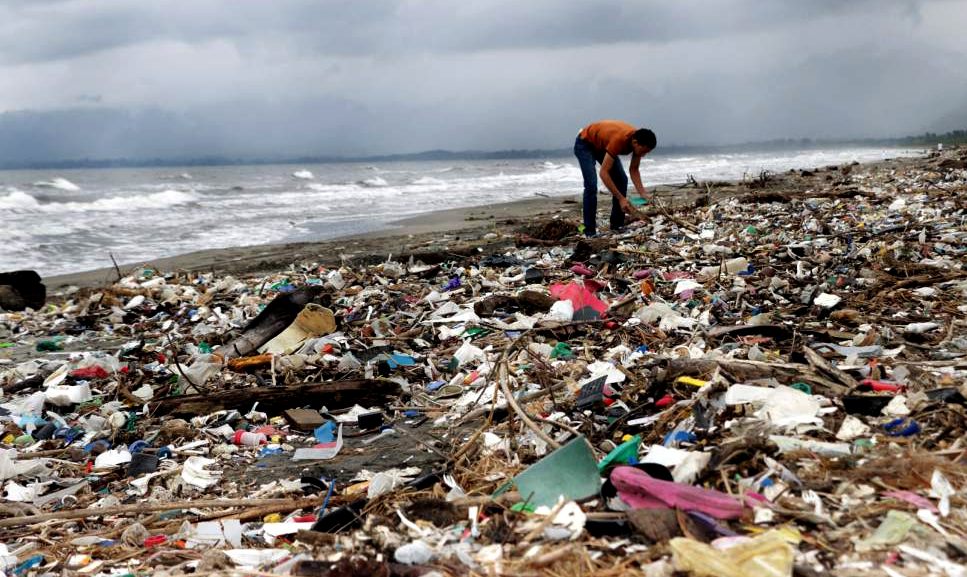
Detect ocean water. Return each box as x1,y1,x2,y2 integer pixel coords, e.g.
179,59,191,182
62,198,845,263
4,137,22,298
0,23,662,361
0,147,921,277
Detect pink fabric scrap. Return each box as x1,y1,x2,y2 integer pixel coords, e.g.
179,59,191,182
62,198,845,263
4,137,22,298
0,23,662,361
550,281,608,315
882,490,938,512
661,271,693,281
611,465,746,520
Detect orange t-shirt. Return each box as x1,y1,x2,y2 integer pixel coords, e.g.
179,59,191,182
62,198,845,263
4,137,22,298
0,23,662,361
579,120,635,157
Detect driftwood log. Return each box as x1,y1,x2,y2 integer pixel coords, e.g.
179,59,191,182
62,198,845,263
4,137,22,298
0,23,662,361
150,379,401,417
660,357,849,395
215,285,324,360
0,497,327,529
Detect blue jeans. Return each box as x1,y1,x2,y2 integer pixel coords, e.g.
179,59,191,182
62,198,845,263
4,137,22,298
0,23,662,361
574,136,628,236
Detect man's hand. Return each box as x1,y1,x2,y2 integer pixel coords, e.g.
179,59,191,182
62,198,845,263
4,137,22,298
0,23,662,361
620,198,645,221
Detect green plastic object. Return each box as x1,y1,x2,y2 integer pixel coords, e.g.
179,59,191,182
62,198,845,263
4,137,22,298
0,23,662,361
512,436,601,508
597,434,642,473
36,337,64,352
630,197,648,206
0,342,14,348
464,327,489,339
790,382,812,395
550,342,574,359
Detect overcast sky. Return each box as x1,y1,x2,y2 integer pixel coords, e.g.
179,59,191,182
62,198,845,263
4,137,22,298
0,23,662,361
1,0,966,162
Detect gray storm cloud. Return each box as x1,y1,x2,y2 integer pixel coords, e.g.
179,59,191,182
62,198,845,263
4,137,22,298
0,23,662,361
0,0,965,163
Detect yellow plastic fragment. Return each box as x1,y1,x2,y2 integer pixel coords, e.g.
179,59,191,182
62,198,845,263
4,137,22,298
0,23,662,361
675,376,709,387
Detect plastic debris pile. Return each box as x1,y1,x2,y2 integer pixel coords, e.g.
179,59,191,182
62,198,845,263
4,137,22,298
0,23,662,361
1,148,967,576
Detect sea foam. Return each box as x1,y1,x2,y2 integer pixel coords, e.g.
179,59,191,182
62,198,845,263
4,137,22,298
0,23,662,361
0,190,41,209
361,176,388,187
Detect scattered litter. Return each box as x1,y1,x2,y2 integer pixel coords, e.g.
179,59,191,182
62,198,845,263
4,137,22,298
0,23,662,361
1,149,966,575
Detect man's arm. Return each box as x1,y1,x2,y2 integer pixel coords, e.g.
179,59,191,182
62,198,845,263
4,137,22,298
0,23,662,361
599,154,632,213
630,153,648,201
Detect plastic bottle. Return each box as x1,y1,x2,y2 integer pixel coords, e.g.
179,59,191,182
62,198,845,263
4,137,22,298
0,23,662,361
12,555,44,576
233,430,267,446
699,265,721,278
180,353,221,388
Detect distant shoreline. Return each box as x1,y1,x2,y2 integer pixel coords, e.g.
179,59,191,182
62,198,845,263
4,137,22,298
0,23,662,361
0,137,944,171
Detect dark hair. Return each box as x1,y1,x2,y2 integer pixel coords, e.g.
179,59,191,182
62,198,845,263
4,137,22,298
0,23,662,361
633,128,657,150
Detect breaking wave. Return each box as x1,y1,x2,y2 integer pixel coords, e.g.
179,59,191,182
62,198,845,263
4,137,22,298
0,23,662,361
32,177,81,191
360,176,389,187
0,189,198,212
0,189,41,209
85,189,199,211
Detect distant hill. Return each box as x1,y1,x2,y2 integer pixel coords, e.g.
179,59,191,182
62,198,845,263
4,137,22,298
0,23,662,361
1,131,963,171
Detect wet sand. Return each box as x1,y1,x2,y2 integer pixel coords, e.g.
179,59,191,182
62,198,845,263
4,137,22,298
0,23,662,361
44,195,584,292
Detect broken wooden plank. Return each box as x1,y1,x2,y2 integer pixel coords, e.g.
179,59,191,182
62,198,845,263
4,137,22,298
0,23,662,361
803,346,858,390
150,379,401,417
284,408,327,430
707,324,794,342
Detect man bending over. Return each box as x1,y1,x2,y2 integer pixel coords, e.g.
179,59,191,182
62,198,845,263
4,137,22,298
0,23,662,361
573,120,656,237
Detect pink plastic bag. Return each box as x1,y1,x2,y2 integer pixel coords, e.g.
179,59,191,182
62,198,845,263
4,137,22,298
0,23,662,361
611,466,746,520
